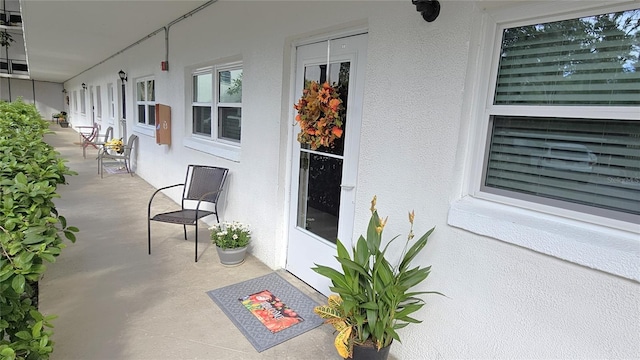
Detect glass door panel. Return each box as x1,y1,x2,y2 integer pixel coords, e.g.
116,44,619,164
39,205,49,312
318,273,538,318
296,61,350,244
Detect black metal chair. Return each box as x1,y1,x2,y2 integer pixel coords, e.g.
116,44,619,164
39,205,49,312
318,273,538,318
147,165,229,262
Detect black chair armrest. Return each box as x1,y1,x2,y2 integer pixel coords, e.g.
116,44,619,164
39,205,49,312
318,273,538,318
147,183,186,219
194,189,223,218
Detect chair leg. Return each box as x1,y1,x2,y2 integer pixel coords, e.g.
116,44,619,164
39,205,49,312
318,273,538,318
147,219,151,255
126,160,134,177
195,222,198,262
183,225,187,240
97,149,102,174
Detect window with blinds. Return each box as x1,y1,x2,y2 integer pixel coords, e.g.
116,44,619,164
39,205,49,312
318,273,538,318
494,9,640,106
483,8,640,221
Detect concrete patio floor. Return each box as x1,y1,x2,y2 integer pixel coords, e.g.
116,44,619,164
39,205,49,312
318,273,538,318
40,124,339,360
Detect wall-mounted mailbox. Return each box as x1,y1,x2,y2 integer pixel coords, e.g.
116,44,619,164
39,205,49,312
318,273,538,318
155,103,171,145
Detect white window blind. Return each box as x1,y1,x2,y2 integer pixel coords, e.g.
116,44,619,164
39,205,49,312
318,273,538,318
484,116,640,217
495,10,640,106
484,8,640,221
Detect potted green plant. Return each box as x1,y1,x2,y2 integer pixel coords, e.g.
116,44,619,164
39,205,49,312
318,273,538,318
312,196,442,359
57,112,69,127
210,221,251,266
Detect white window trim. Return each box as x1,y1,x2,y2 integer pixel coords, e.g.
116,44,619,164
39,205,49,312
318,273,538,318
215,62,242,145
448,1,640,282
107,83,115,125
185,60,242,162
134,76,155,135
96,85,102,121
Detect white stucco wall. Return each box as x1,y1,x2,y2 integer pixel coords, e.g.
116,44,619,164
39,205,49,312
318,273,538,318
0,78,63,118
62,1,639,359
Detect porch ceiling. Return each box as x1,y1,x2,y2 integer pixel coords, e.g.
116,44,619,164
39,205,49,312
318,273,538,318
20,0,210,83
19,0,517,84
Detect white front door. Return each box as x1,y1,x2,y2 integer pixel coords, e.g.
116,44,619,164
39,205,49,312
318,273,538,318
286,33,368,296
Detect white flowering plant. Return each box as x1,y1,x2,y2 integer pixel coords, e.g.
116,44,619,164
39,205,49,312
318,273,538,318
209,221,251,249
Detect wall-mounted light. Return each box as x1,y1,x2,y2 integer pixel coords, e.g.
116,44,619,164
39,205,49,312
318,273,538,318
412,0,440,22
118,70,127,82
82,83,87,90
61,88,67,93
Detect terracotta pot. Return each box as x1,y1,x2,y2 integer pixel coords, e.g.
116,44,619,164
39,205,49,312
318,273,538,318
216,246,247,266
349,340,391,360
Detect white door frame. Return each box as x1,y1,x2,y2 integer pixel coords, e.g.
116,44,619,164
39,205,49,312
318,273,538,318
284,29,368,295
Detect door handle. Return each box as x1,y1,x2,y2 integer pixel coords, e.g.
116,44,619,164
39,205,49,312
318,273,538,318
340,184,355,190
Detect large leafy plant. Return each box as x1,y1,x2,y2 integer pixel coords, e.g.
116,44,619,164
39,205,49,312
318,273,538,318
0,99,78,360
312,196,441,358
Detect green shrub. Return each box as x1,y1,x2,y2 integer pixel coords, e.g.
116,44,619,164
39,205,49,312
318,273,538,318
0,99,77,360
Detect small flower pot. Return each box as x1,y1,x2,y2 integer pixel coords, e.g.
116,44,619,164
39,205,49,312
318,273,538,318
216,246,247,266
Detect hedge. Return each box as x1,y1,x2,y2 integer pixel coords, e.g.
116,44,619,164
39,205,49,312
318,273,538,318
0,99,77,360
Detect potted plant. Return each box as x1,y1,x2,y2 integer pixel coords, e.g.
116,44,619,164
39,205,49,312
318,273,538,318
312,196,442,359
57,112,69,127
104,138,124,154
210,221,251,266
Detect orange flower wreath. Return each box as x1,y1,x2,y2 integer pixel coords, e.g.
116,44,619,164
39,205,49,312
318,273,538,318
294,81,344,150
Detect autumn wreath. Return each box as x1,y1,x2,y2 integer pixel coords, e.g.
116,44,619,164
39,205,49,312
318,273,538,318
294,81,344,150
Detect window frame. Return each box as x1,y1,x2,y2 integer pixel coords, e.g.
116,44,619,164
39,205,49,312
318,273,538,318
135,76,156,128
474,3,639,228
215,63,243,144
107,83,115,124
96,85,102,121
448,1,640,282
184,60,243,162
192,68,214,138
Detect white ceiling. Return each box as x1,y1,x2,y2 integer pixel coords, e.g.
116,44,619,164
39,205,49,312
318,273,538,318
20,0,211,83
18,0,527,84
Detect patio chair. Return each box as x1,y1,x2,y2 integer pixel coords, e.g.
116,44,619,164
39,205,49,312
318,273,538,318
147,165,229,262
98,134,138,178
79,123,99,158
84,126,113,159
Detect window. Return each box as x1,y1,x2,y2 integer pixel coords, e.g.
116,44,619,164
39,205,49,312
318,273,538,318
96,85,102,120
193,71,212,136
482,8,640,223
191,62,242,143
136,77,155,126
80,89,86,115
73,91,78,113
107,83,115,123
448,4,639,281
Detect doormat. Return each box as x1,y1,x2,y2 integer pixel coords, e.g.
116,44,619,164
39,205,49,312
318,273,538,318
206,272,324,352
103,165,129,175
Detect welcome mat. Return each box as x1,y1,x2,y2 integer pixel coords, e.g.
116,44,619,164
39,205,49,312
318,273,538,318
103,165,129,175
206,272,324,352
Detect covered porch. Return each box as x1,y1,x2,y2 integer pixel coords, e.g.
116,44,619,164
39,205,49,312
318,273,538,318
41,124,336,360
